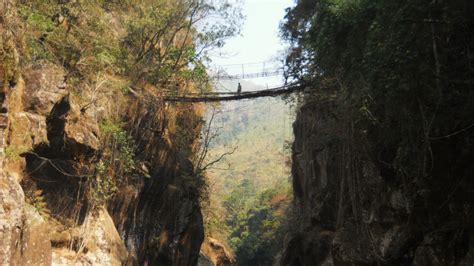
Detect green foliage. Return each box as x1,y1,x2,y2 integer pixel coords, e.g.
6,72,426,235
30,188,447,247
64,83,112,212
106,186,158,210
18,6,54,33
116,0,242,85
90,160,118,206
17,0,242,90
281,0,474,180
203,92,294,265
89,120,136,207
224,182,289,266
19,1,120,77
208,95,293,191
99,120,135,173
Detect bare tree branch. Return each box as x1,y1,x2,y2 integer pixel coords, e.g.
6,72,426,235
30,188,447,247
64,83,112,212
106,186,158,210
200,146,237,172
194,105,238,174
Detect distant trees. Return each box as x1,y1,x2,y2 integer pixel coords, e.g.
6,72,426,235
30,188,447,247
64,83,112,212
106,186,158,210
224,181,289,266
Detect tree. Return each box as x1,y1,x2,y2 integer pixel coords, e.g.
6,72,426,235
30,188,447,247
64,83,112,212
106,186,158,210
19,0,124,81
19,0,243,92
281,0,474,180
119,0,243,87
224,184,289,266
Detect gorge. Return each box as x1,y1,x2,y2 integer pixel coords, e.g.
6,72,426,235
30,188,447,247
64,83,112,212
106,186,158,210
1,0,474,266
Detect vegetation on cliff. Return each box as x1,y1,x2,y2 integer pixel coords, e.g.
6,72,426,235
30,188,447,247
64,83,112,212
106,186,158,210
282,0,473,178
18,0,242,87
13,0,243,209
280,0,474,264
1,0,244,264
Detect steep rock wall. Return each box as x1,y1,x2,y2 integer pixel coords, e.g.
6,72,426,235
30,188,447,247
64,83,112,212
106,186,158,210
281,98,474,265
0,1,53,264
0,14,203,266
1,1,204,265
107,92,205,265
0,61,129,265
0,64,204,266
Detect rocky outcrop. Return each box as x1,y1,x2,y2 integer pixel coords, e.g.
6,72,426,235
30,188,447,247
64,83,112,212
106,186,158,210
0,173,52,265
21,65,99,223
281,98,474,265
198,237,235,266
107,93,205,265
1,4,54,263
0,59,205,265
1,2,205,265
51,208,129,265
22,63,68,116
0,60,129,265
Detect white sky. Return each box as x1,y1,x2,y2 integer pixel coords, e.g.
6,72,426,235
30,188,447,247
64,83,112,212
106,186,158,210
208,0,294,86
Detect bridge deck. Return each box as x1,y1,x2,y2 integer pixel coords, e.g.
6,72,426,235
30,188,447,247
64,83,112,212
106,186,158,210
163,83,304,102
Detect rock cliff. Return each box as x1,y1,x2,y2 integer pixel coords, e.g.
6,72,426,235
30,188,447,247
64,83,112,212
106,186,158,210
0,61,204,265
281,97,474,265
0,2,204,265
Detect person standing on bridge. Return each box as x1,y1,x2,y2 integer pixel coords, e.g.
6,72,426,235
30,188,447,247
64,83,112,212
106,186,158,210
237,82,242,94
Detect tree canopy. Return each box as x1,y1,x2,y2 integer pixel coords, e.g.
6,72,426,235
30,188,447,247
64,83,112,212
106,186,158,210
18,0,243,90
281,0,474,180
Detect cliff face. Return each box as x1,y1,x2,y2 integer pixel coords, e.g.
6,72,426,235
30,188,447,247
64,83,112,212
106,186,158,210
281,98,474,265
0,60,204,265
0,3,204,264
1,2,54,264
107,89,205,265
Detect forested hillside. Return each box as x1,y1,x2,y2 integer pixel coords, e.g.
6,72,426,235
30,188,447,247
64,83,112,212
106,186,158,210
202,80,293,265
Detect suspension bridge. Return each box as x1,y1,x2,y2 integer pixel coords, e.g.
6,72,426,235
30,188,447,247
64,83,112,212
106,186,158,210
163,82,304,102
163,61,307,102
208,68,285,80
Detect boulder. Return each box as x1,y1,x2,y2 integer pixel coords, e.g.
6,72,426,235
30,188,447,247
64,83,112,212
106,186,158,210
47,96,99,158
23,63,68,116
51,208,129,265
0,173,52,265
199,237,235,266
